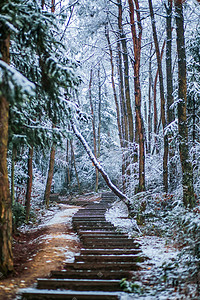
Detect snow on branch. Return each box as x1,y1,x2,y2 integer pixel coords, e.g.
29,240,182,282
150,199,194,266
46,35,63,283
70,119,130,204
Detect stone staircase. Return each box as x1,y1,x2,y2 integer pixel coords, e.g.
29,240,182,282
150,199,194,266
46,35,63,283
18,192,144,300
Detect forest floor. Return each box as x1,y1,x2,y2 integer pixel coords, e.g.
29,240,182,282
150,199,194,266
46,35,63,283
0,193,198,299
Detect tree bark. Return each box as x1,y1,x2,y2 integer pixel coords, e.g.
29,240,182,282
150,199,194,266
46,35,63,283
0,3,13,275
11,146,17,205
128,0,145,192
165,0,176,190
105,26,126,192
148,0,168,192
118,0,134,144
175,1,194,208
70,140,81,193
44,144,56,208
148,44,153,153
25,146,34,222
89,69,99,192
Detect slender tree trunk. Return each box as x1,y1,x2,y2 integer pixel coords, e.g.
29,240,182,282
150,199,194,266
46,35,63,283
11,146,17,205
128,0,145,192
148,0,168,192
25,146,34,222
65,139,71,186
105,26,126,192
118,0,134,192
175,1,194,208
70,140,81,193
0,6,13,274
89,69,99,192
116,40,129,192
44,144,56,208
148,44,153,153
165,0,176,190
118,0,134,144
97,65,101,159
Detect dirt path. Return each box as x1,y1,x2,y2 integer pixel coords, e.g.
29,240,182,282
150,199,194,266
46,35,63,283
0,204,81,300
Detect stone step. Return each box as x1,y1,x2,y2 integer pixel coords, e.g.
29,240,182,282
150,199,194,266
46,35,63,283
80,249,141,255
50,270,133,280
80,239,139,247
78,230,118,234
75,254,145,263
73,217,107,221
37,278,122,291
79,233,129,238
80,243,139,249
19,289,120,300
75,225,115,230
65,262,140,270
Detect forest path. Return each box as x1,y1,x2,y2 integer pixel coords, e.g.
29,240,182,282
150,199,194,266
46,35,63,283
0,196,96,299
17,192,146,300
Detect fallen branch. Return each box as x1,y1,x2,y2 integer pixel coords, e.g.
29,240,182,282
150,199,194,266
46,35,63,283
71,120,131,206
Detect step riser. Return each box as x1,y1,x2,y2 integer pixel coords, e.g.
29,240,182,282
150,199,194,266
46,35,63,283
37,280,122,291
50,270,133,280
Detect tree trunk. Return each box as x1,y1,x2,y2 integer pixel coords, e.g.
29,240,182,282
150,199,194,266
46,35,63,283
25,146,34,222
148,0,168,192
0,4,13,275
175,1,194,208
148,44,153,153
65,139,71,186
105,25,126,192
44,144,56,208
11,146,17,205
118,0,134,144
118,0,134,192
89,69,99,192
70,140,81,193
128,0,145,192
165,0,176,190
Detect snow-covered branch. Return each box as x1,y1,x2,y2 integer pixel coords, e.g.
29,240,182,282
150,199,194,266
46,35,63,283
70,120,130,205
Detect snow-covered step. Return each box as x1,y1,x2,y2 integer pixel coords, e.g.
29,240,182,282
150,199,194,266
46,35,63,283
50,269,133,280
37,278,122,291
19,288,121,300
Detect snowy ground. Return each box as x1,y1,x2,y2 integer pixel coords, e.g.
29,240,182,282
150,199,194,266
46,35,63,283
106,200,196,300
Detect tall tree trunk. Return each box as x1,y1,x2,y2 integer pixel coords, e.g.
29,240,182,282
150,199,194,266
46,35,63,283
44,144,56,208
165,0,176,191
148,0,168,192
152,40,166,155
175,1,194,208
148,44,153,153
97,64,102,159
105,26,126,192
65,139,71,186
0,5,13,274
25,146,34,222
118,0,134,143
89,69,99,192
116,39,129,192
70,140,81,193
118,0,134,192
128,0,145,192
11,146,17,205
